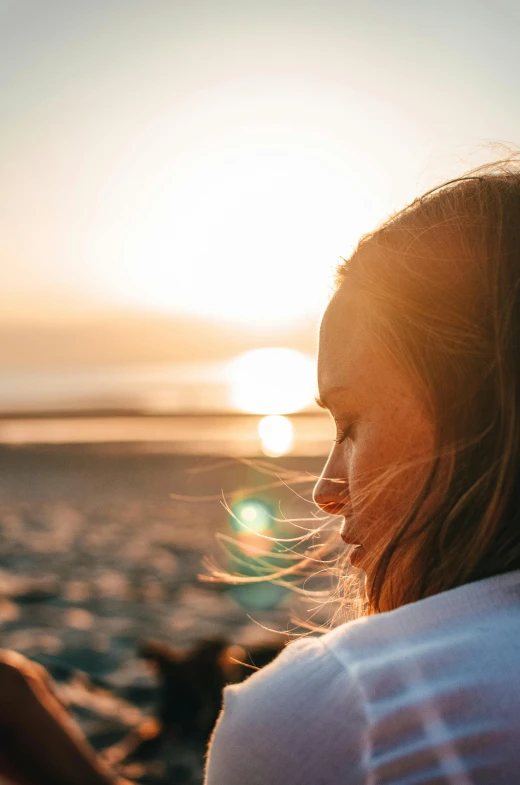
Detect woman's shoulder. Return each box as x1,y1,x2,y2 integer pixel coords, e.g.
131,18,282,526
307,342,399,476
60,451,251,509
205,634,369,785
204,572,520,784
316,568,520,749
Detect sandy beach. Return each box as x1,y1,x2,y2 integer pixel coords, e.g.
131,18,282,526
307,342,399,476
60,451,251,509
0,443,331,783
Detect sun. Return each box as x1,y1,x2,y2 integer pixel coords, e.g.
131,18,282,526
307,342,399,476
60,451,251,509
227,347,316,415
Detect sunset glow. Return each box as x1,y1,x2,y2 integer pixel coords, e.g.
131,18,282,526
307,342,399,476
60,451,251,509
227,348,316,415
87,93,386,326
4,2,519,333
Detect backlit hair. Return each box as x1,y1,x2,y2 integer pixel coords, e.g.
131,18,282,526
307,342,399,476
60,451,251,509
336,158,520,612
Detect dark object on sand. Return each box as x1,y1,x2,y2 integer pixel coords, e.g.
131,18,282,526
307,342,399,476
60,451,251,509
140,637,284,742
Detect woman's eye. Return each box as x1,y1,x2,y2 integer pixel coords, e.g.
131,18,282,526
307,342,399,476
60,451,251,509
334,425,354,445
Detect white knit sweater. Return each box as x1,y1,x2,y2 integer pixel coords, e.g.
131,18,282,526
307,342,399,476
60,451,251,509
205,570,520,784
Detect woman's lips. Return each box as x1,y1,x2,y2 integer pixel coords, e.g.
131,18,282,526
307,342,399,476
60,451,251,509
339,518,362,546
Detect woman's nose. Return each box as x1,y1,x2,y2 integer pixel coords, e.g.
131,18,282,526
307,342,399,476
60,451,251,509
313,472,349,515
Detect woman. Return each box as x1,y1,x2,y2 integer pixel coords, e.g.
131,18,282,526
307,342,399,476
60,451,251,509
2,160,520,784
204,161,520,783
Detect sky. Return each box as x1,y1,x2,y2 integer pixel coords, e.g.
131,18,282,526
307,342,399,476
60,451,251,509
2,0,520,330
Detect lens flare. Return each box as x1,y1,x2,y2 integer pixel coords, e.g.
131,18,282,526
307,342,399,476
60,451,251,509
227,496,290,610
230,499,273,533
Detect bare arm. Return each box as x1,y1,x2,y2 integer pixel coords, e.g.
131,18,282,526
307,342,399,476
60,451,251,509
0,650,134,785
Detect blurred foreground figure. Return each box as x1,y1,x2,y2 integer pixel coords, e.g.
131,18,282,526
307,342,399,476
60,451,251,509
0,650,132,785
0,637,283,783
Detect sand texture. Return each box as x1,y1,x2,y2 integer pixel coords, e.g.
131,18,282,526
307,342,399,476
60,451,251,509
0,445,327,783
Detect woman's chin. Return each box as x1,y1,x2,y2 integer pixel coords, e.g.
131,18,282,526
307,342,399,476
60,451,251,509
348,544,365,567
340,522,366,567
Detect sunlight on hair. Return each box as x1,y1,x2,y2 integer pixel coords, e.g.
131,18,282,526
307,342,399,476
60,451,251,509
194,461,366,623
228,348,315,414
258,415,294,457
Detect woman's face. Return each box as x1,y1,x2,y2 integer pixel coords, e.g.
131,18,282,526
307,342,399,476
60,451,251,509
313,290,435,575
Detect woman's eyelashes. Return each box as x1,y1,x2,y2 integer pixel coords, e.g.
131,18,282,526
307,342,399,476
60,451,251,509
334,423,355,445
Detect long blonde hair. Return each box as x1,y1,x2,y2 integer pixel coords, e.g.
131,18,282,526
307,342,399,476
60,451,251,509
338,158,520,612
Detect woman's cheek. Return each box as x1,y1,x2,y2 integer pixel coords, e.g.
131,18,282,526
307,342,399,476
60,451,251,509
349,433,397,530
347,444,366,519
